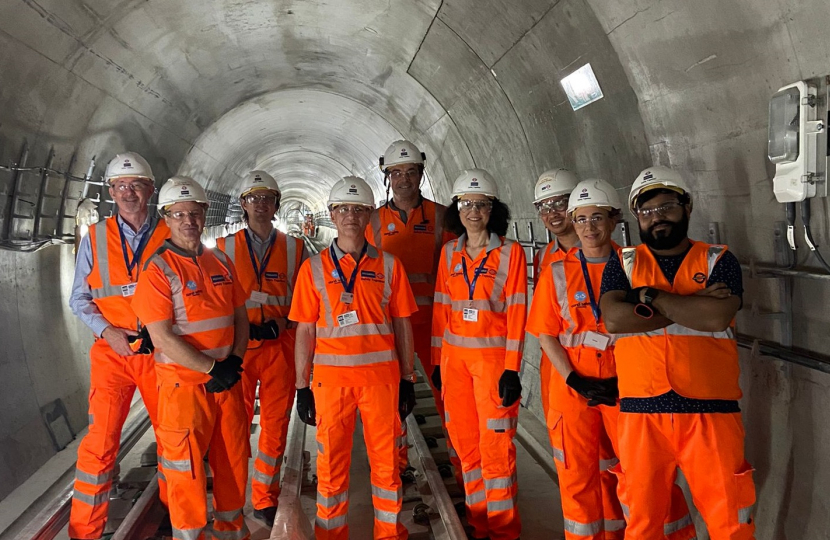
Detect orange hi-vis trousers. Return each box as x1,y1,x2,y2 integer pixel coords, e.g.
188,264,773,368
241,334,296,511
443,348,520,540
615,412,756,540
543,359,696,540
314,383,408,540
70,339,166,539
156,380,250,540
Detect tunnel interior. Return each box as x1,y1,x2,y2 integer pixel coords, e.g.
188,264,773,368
2,0,830,537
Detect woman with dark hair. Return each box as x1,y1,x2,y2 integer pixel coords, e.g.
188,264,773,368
431,169,526,540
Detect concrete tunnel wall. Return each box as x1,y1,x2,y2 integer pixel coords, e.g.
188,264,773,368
0,0,829,535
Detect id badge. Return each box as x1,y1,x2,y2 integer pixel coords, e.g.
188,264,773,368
250,290,269,304
463,308,479,322
337,311,360,327
340,292,354,304
121,283,136,297
583,331,610,351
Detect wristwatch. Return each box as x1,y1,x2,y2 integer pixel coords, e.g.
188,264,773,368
634,287,660,319
402,372,417,383
642,287,660,305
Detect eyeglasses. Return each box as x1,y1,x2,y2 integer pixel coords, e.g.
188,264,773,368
535,198,569,215
635,201,685,219
243,194,278,205
332,205,372,215
166,209,205,220
458,199,492,213
572,215,608,227
388,169,421,182
112,182,153,193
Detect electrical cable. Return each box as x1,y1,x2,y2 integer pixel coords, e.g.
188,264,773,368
800,198,830,273
785,201,798,268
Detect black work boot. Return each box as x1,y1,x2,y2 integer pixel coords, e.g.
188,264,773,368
253,505,277,526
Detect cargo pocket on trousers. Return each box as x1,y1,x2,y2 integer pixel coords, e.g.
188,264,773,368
156,427,194,480
547,410,566,470
734,461,756,525
608,463,629,521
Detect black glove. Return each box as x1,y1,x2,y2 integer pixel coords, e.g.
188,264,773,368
498,369,522,407
250,320,280,341
399,380,417,420
566,372,617,406
297,387,316,426
206,355,243,392
431,366,442,391
128,326,154,354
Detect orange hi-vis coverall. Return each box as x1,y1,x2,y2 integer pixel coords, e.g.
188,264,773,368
532,238,566,285
528,247,695,540
432,233,526,540
612,242,756,540
217,229,305,510
132,241,250,540
289,241,417,540
70,217,169,540
367,198,461,476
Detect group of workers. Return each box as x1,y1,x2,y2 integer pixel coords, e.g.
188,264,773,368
66,140,756,540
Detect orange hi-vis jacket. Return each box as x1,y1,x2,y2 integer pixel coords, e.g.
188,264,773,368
532,238,566,285
132,241,246,386
528,245,620,378
288,241,417,387
614,240,741,400
87,217,170,332
432,233,528,370
216,229,304,324
367,198,455,326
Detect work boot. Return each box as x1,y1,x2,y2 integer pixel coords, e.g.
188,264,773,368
253,506,277,526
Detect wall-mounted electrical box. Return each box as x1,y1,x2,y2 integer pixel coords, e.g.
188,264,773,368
769,80,828,202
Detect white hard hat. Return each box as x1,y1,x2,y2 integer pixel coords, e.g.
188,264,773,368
157,176,209,215
328,176,375,208
105,152,154,183
379,140,426,171
240,170,281,198
567,179,622,215
629,166,691,214
451,169,499,200
534,168,578,203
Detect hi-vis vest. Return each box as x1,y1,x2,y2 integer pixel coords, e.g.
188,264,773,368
614,241,741,400
368,199,449,325
87,217,169,332
533,239,566,285
216,230,303,324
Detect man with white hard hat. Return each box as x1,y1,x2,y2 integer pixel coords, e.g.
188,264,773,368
216,170,307,526
290,176,417,539
532,169,580,280
133,176,251,540
68,152,170,540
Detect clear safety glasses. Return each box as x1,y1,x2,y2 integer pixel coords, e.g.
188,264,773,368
388,169,421,181
243,193,279,205
332,205,372,215
166,209,205,221
635,201,685,219
535,198,568,215
457,199,493,213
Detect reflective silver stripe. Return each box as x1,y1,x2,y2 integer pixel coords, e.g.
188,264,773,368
161,456,192,473
504,293,525,306
212,529,248,540
409,273,432,284
157,345,231,364
316,514,348,530
466,490,486,505
443,330,506,349
490,238,513,303
212,249,233,275
451,299,494,311
463,468,482,484
173,526,203,540
486,417,518,431
506,339,523,352
415,295,433,306
214,508,243,522
552,447,565,462
551,260,579,348
310,255,334,327
663,324,734,340
245,296,291,310
370,211,382,248
152,255,189,325
738,504,754,524
157,469,166,482
621,503,630,518
599,457,619,471
564,518,602,536
251,469,278,486
285,233,298,297
448,447,458,458
223,235,236,263
445,411,450,423
72,490,109,507
75,468,113,486
434,292,451,304
88,413,94,425
374,509,399,524
316,323,393,339
172,315,234,335
317,491,349,507
381,252,394,310
256,450,278,467
89,221,117,298
317,441,324,455
605,519,626,532
484,474,516,490
313,349,396,367
707,245,725,276
621,247,636,284
664,514,693,535
371,485,402,502
487,497,516,512
432,336,443,347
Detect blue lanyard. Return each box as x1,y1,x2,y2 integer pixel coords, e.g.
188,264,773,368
578,250,601,324
244,229,275,287
118,220,153,280
461,254,490,301
330,242,368,294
